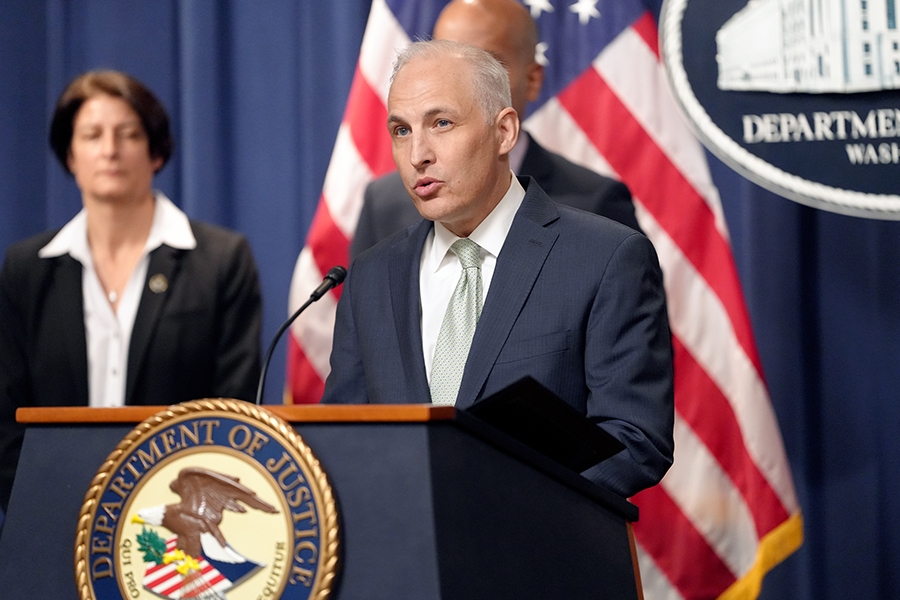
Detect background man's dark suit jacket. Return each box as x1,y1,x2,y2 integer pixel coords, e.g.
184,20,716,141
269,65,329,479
324,177,674,498
351,134,640,257
0,222,262,510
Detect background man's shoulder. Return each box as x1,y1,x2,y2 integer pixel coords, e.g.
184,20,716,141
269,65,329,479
525,141,639,230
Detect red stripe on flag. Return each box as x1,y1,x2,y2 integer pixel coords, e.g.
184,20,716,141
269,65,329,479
633,484,738,598
145,567,177,589
160,576,182,597
304,196,350,295
344,65,395,177
200,560,222,579
557,67,764,375
673,337,790,535
631,11,660,59
287,333,326,403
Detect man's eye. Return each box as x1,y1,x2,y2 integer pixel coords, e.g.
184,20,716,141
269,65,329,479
436,119,451,128
394,126,410,137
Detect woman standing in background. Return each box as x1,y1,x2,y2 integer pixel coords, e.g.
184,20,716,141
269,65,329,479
0,70,263,511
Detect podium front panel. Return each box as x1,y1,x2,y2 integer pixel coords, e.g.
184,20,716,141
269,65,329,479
0,407,639,599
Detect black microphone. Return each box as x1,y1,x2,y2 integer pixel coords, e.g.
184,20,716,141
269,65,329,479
255,265,347,405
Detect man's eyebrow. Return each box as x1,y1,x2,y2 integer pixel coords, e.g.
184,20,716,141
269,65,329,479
422,107,454,119
387,113,406,127
387,106,455,127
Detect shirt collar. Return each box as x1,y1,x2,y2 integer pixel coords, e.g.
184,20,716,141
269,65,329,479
427,173,526,272
147,191,197,251
38,209,91,263
39,191,197,263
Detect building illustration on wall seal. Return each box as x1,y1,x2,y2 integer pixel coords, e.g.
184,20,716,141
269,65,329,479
716,0,900,93
660,0,900,218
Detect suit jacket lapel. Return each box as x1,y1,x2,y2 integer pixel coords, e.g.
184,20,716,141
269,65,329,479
388,221,432,402
455,179,560,409
54,257,90,406
126,245,182,404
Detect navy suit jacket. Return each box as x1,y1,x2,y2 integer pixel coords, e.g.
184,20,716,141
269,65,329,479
351,134,640,258
323,177,674,498
0,221,262,510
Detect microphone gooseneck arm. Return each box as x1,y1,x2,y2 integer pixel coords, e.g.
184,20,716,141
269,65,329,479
255,265,347,405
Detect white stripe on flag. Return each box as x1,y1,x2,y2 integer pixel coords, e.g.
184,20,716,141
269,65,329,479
525,96,621,181
636,543,685,600
663,416,759,576
289,247,338,380
358,0,409,102
323,123,374,237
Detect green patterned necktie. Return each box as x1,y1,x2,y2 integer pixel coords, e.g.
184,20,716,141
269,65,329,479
430,238,484,406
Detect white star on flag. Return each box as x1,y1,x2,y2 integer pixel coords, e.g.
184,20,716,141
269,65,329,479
524,0,555,19
535,41,549,66
569,0,600,25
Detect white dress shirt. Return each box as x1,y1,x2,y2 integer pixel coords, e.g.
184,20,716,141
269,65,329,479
420,174,526,381
38,192,196,407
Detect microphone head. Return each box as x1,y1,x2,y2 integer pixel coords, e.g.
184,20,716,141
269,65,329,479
326,265,347,284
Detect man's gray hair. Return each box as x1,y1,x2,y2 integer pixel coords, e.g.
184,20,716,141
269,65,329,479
391,39,512,123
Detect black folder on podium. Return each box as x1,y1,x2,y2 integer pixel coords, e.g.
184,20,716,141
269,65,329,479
0,383,643,599
468,375,625,473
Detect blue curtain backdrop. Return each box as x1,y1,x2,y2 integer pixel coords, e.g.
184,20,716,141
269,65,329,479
1,1,898,598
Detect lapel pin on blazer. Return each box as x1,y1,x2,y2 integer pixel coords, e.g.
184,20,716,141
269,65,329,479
148,274,168,294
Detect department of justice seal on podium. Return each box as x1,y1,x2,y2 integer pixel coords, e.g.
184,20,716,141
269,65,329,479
74,399,339,600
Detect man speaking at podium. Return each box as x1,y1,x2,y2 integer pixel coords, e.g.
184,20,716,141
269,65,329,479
321,39,674,499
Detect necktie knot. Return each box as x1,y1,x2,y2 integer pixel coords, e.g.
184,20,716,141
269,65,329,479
452,238,481,270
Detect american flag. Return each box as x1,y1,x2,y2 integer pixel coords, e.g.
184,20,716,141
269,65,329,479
287,0,803,596
142,537,232,599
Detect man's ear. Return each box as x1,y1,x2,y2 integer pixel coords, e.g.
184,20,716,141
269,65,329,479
525,62,544,104
496,107,519,155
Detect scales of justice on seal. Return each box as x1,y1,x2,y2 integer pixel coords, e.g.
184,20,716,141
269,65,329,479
0,267,643,600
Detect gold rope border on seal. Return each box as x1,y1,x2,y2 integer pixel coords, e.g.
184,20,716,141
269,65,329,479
73,398,340,600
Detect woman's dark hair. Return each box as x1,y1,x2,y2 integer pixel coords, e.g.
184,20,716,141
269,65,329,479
49,70,173,173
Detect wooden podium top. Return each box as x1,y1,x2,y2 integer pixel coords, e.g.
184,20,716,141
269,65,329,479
15,400,640,523
17,403,457,424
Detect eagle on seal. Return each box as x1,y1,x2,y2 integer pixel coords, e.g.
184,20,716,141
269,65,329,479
134,466,279,562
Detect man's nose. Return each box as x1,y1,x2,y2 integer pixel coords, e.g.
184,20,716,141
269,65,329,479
408,132,434,168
